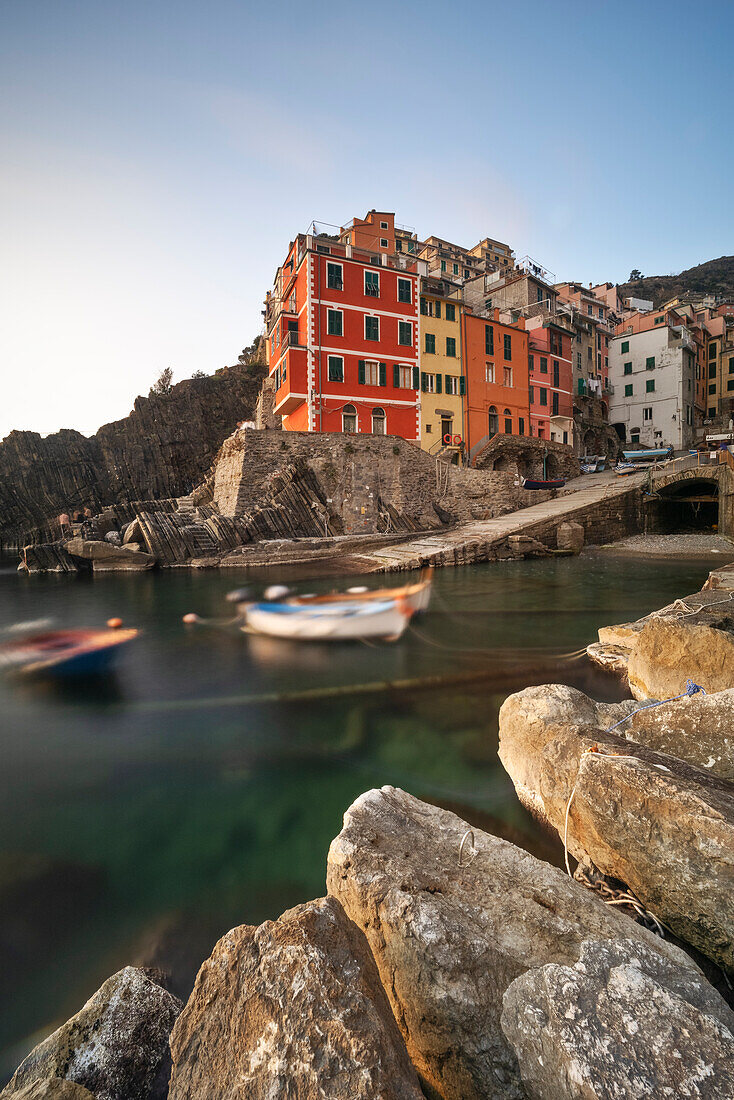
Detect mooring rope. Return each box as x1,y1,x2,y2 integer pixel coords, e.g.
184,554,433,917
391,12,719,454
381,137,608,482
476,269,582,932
605,679,706,733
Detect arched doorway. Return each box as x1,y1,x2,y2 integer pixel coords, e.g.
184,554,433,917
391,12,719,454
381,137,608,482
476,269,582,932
488,406,498,438
545,453,561,478
583,429,598,454
371,407,386,434
342,404,357,433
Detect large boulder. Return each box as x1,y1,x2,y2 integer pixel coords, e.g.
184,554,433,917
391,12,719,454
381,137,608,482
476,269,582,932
326,786,698,1100
501,938,734,1100
64,538,155,571
627,616,734,700
2,967,182,1100
2,1083,94,1099
499,686,734,972
168,896,423,1100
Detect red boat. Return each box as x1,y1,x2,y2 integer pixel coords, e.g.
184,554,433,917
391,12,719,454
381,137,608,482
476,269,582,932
521,476,566,490
0,627,138,677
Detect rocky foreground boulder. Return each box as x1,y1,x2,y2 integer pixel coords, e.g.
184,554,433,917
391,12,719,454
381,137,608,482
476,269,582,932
499,685,734,973
627,615,734,700
326,786,702,1100
502,937,734,1100
168,896,423,1100
2,1084,94,1099
1,967,182,1100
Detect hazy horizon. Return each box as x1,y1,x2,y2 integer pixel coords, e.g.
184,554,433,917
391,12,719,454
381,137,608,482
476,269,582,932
2,0,733,439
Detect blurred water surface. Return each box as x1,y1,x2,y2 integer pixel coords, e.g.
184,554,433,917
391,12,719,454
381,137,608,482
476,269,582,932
0,551,714,1076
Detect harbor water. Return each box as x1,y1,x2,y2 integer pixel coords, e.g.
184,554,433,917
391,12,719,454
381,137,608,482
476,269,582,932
0,551,717,1077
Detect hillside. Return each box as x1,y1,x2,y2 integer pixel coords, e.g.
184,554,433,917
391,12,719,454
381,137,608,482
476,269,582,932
618,255,734,308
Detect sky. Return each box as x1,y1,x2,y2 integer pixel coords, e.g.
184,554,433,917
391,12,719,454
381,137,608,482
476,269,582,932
2,0,733,439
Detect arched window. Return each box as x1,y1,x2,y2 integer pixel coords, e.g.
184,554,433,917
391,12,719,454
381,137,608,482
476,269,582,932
504,408,512,434
342,404,357,434
372,407,386,435
488,405,498,438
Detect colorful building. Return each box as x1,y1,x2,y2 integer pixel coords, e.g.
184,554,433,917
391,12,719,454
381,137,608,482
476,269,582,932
526,320,574,444
265,212,422,440
462,310,530,463
418,275,466,456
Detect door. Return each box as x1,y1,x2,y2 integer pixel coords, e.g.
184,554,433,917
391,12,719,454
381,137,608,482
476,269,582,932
441,417,453,445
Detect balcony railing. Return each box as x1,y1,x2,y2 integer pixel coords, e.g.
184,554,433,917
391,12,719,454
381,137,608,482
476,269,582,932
283,330,305,349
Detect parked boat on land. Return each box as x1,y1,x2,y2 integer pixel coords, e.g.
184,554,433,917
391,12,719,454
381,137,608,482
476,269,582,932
0,626,138,677
622,447,673,463
580,455,607,473
521,476,566,490
615,463,638,476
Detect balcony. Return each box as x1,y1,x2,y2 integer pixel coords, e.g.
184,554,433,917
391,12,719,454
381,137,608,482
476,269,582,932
283,329,305,349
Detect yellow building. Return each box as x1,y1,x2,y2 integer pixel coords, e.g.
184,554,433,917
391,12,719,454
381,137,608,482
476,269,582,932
418,276,466,458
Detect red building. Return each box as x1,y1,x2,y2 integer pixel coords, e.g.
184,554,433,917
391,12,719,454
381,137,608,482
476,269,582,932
462,309,530,462
526,320,574,444
265,211,421,439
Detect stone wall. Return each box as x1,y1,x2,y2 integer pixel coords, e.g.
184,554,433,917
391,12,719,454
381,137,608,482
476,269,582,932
473,433,580,479
0,364,266,547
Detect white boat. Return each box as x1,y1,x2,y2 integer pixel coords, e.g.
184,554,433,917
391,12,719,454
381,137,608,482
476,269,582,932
290,567,433,616
240,598,414,642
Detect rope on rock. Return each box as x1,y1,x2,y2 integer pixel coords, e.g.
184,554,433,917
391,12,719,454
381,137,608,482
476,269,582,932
605,679,706,733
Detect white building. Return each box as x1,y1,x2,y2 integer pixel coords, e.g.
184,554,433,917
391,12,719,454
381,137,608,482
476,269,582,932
608,324,697,450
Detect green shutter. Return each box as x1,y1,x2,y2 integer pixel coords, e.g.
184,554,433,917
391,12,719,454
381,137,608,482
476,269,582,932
436,373,442,394
459,377,466,396
358,360,366,385
379,363,386,387
393,363,400,388
412,366,420,389
420,297,428,315
421,372,428,392
435,301,441,318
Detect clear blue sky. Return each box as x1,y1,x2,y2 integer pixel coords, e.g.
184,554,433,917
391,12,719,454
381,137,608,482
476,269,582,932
2,0,732,438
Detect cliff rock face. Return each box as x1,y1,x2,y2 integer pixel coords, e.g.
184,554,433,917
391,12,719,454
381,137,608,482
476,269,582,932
0,365,265,546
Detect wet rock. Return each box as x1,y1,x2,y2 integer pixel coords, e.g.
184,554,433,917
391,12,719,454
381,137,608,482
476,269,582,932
3,966,182,1100
501,938,734,1100
326,786,696,1100
556,521,584,553
168,895,423,1100
1,1081,94,1099
499,685,734,973
627,615,734,700
64,538,155,572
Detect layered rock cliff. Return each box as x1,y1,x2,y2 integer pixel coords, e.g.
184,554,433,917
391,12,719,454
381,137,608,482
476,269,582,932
0,364,266,546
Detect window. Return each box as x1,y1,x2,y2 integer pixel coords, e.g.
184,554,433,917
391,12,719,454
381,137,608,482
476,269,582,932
327,263,343,290
553,360,559,387
327,309,343,337
342,404,357,433
518,417,525,435
445,375,461,395
488,406,498,436
445,303,456,322
485,325,494,355
646,379,655,393
446,336,456,357
655,315,665,325
625,383,633,396
576,352,582,370
503,366,512,386
624,362,632,375
709,407,717,417
552,392,559,415
528,355,534,372
646,356,655,370
440,260,447,272
621,340,629,353
358,360,384,386
631,431,640,444
588,346,593,361
709,383,716,395
422,372,436,393
709,364,717,378
539,388,548,406
365,315,379,341
540,357,548,373
317,244,331,254
398,321,412,346
485,363,494,383
364,270,380,297
504,409,512,433
453,263,459,275
709,343,717,358
537,286,544,303
393,364,413,389
398,278,411,303
380,238,388,248
372,407,386,434
395,240,402,252
464,268,470,278
730,357,734,374
327,356,344,382
485,298,492,312
643,407,652,422
425,333,436,354
420,296,428,315
435,301,441,318
380,221,388,229
504,334,512,360
407,240,415,253
529,386,534,404
729,380,734,391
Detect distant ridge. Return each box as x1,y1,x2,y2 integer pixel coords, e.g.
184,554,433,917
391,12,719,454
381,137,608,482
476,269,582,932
618,255,734,308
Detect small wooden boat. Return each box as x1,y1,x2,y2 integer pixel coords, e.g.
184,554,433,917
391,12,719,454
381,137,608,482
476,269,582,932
0,627,138,677
239,598,414,642
521,476,566,490
622,447,673,462
291,567,432,615
615,463,637,476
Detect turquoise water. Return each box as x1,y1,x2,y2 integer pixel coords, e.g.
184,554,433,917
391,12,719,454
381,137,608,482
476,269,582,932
0,552,715,1076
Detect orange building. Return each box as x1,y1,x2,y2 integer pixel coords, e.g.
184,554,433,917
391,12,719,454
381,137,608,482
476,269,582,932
462,310,530,463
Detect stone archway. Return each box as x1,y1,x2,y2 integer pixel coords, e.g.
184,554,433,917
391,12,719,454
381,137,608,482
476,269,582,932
545,453,561,478
583,429,598,454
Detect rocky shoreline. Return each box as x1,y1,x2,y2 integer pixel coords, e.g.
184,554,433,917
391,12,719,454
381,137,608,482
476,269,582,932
3,564,734,1098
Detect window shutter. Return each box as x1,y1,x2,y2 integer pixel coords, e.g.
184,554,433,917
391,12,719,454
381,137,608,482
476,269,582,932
436,373,442,394
421,372,428,392
412,366,420,390
435,301,441,318
459,377,466,396
445,374,451,393
393,363,400,388
358,360,365,385
379,363,386,387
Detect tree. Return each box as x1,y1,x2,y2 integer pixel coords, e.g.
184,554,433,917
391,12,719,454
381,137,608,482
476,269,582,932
191,369,207,378
628,269,643,282
149,367,174,396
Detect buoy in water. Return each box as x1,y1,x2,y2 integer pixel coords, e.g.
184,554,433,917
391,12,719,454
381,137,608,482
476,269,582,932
182,613,200,624
107,617,123,629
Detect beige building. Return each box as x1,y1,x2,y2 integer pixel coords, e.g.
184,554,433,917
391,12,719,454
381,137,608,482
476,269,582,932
418,275,466,458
